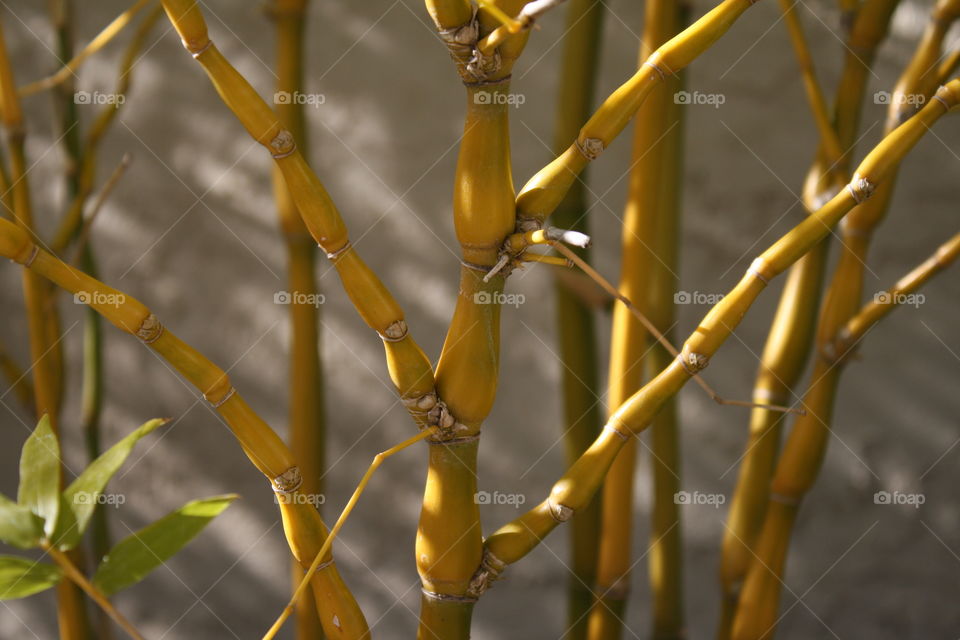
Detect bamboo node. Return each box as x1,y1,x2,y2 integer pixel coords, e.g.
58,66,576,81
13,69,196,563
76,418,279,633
379,320,408,342
935,84,959,109
643,59,669,81
272,466,303,494
746,257,771,285
269,130,296,158
324,240,351,261
574,137,604,160
603,422,630,441
465,548,507,598
547,499,574,522
677,350,709,375
135,314,164,344
420,589,478,604
846,174,875,204
515,217,542,233
18,243,39,267
207,386,236,409
424,398,470,440
180,36,212,58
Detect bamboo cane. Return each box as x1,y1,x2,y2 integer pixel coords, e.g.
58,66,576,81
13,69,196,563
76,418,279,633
549,1,605,636
0,220,369,638
716,2,902,634
18,0,151,97
476,78,960,584
731,8,960,636
515,0,760,230
268,0,327,636
0,20,91,640
831,232,960,358
158,0,438,433
588,1,684,637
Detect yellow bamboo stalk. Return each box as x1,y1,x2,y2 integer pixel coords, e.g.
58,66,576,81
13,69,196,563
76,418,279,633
268,1,326,637
477,78,960,581
731,7,960,637
548,1,605,635
717,3,903,634
0,219,369,639
588,1,683,637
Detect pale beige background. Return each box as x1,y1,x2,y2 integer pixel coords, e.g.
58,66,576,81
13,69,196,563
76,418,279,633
1,0,958,638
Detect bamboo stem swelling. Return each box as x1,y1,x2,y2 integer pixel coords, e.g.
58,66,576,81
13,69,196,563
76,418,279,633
269,0,326,637
549,1,605,636
481,78,960,577
589,1,684,637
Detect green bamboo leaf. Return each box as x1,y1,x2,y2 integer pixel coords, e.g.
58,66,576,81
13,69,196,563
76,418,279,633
0,495,44,549
92,495,237,596
53,418,168,550
0,556,62,600
18,415,60,537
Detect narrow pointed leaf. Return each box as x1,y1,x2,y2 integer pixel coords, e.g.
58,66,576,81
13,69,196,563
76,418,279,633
0,556,62,600
53,418,168,550
92,495,237,596
18,415,60,537
0,495,44,549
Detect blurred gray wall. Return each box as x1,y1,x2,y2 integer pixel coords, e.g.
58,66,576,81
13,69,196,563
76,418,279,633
1,0,958,637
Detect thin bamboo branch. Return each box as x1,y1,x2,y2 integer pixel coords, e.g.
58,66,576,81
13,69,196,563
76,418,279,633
19,0,151,97
42,544,144,640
